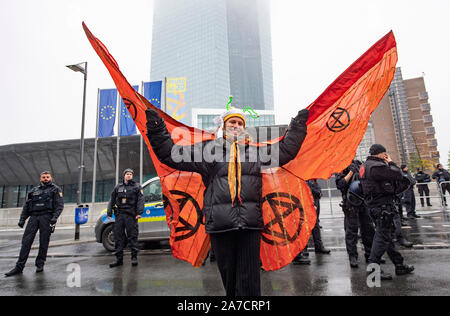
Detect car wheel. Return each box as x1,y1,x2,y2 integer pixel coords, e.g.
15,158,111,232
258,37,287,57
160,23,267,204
102,224,115,252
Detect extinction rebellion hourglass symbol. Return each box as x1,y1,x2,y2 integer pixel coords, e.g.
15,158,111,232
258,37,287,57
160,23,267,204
326,107,351,133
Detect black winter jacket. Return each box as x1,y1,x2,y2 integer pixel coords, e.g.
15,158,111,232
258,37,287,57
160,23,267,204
147,118,307,234
20,182,64,223
107,179,144,217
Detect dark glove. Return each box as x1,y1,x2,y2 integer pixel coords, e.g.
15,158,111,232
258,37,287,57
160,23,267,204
49,217,58,225
18,221,25,228
146,108,163,128
293,109,309,124
349,163,360,174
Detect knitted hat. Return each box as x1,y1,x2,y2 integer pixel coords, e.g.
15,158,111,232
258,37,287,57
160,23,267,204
123,168,134,176
213,108,246,138
369,144,387,155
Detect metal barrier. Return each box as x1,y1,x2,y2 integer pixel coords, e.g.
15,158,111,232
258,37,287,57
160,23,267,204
316,180,447,219
415,182,443,209
439,181,450,210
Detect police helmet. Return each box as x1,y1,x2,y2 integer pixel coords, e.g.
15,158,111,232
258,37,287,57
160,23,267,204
347,180,364,206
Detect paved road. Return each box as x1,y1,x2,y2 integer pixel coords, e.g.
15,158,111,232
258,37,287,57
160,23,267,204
0,211,449,296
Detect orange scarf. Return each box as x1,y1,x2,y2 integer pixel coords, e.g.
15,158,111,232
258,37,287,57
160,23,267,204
228,140,242,205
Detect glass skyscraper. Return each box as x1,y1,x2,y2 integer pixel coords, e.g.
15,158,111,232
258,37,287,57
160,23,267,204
150,0,275,128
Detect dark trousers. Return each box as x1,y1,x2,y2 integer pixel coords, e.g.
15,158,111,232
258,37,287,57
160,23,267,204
368,205,404,266
393,211,403,239
401,189,416,217
16,214,52,270
440,183,450,205
114,213,139,260
417,185,431,206
344,206,375,259
309,198,324,250
210,230,261,297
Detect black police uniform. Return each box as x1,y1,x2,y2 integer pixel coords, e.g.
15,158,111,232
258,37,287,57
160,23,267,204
305,180,329,253
16,181,64,271
400,170,417,218
414,171,432,207
107,179,144,262
432,168,450,206
360,156,413,274
336,167,375,264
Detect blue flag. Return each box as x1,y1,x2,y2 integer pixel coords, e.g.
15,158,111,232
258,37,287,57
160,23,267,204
98,89,118,138
119,85,138,136
143,81,162,109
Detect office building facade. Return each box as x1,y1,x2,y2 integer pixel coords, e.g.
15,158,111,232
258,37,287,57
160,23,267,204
371,67,439,166
150,0,275,128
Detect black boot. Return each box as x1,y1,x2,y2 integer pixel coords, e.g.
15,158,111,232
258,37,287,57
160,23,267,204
349,256,358,268
36,266,44,273
398,238,413,248
395,264,414,275
131,257,138,267
109,260,123,268
315,247,331,254
5,267,23,277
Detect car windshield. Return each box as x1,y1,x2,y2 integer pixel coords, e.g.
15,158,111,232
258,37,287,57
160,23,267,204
143,180,162,203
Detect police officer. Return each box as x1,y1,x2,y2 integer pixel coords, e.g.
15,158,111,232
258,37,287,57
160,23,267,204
400,165,420,219
5,171,64,277
292,179,330,266
414,168,432,207
360,144,414,280
107,168,144,267
432,164,450,207
306,179,331,254
336,159,375,268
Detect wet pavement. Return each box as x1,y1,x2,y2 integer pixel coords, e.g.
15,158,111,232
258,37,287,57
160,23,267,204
0,210,449,296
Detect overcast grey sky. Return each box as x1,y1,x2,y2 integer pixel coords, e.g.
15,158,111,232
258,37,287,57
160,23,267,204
0,0,449,165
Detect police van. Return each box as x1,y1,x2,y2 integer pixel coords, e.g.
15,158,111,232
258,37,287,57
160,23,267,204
94,177,170,251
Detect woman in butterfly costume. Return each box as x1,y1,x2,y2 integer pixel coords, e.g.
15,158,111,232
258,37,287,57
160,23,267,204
145,107,309,296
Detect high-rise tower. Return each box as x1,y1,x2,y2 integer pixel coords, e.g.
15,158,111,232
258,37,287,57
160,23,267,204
150,0,275,129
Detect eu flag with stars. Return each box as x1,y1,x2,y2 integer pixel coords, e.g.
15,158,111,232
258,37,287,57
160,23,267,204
98,89,117,138
119,85,138,136
143,81,162,109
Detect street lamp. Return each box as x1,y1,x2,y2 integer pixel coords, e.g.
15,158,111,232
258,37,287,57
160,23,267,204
66,62,87,240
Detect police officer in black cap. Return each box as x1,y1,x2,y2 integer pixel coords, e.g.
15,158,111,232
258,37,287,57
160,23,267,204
400,165,420,219
107,168,144,267
414,168,432,207
432,164,450,206
5,171,64,277
360,144,414,280
336,159,376,268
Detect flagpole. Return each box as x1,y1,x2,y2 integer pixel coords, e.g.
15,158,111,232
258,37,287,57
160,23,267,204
91,89,100,209
140,82,144,186
164,77,167,113
115,92,121,185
